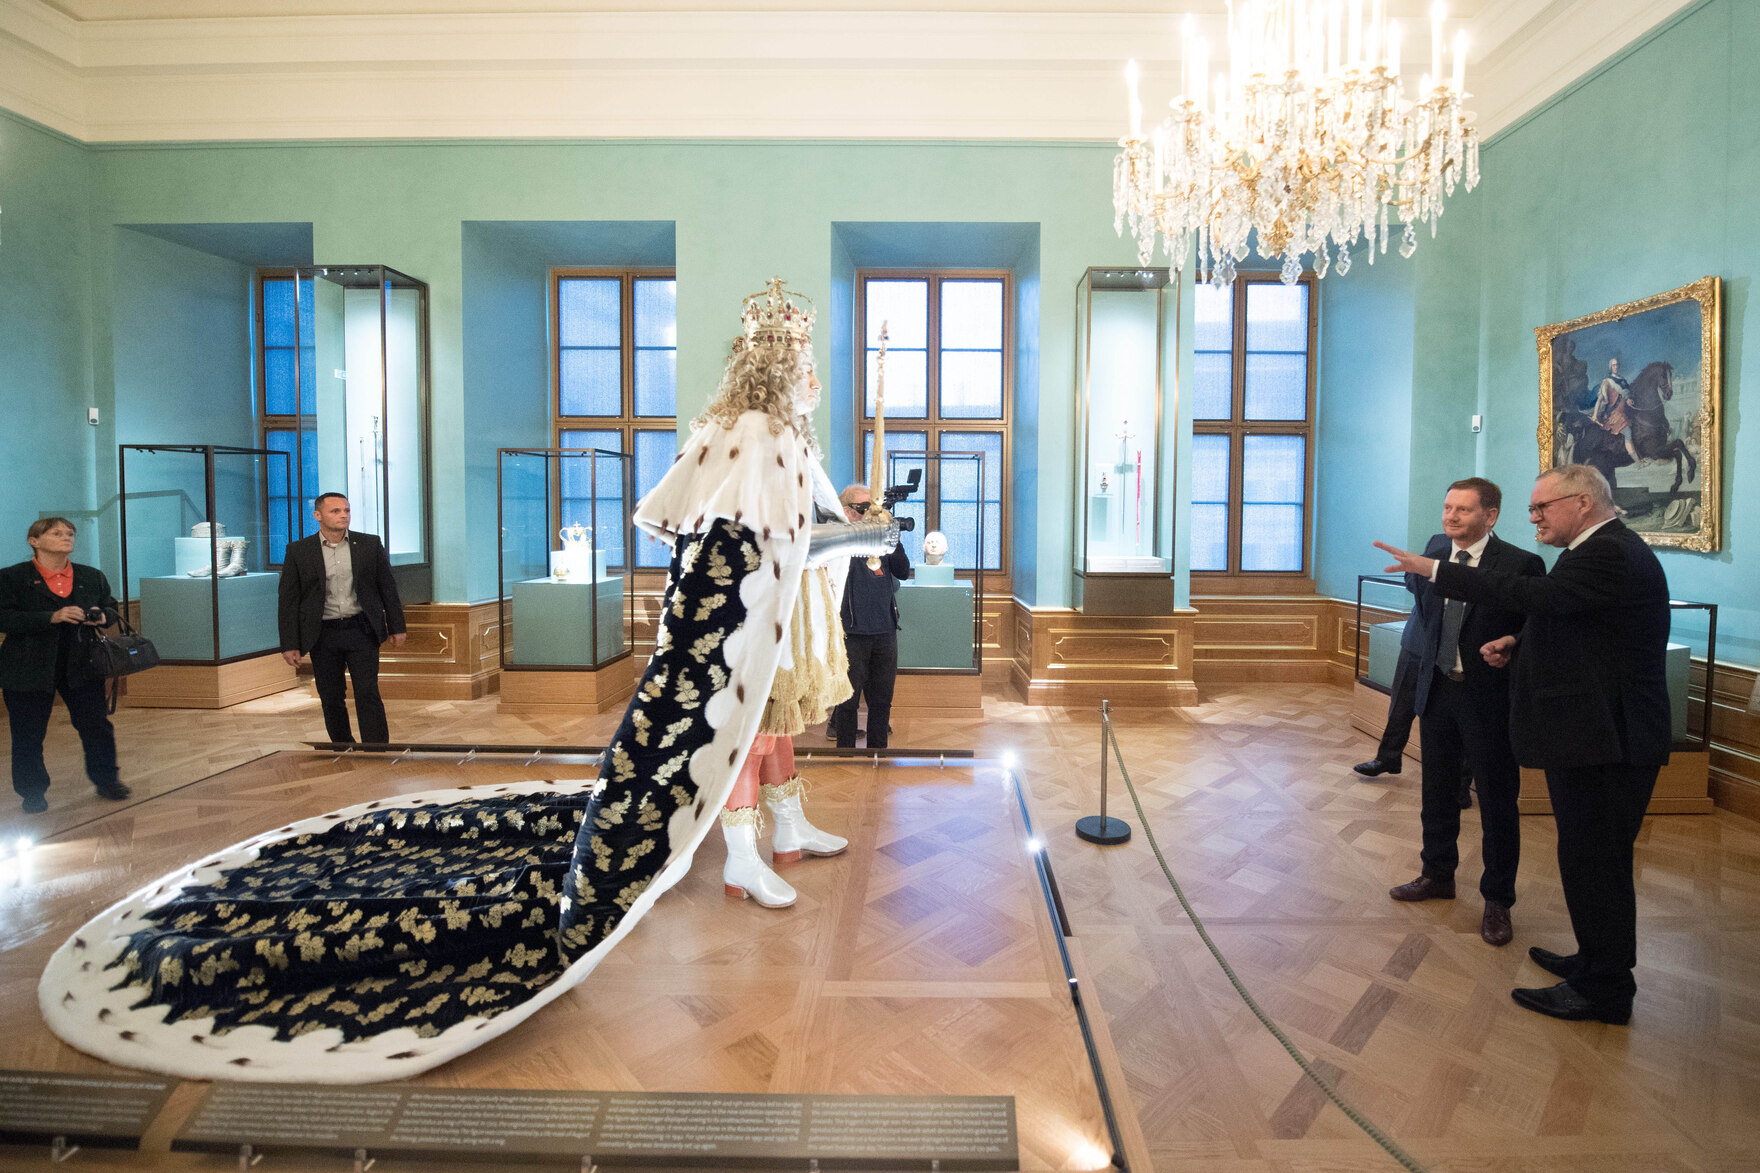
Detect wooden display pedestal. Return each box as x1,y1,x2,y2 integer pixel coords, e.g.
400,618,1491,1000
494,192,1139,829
1351,680,1713,815
1517,755,1714,815
121,652,300,709
497,659,636,714
891,671,984,719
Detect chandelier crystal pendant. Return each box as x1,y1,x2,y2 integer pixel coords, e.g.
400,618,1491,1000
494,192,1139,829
1114,0,1480,286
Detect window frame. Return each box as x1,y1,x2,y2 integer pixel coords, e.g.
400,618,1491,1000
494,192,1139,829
1191,270,1318,589
551,266,678,572
255,267,311,567
855,269,1013,577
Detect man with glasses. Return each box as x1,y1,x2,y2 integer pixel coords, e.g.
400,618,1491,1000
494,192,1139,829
1376,464,1670,1024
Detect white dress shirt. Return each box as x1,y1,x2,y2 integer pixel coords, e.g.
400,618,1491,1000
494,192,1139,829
319,533,362,621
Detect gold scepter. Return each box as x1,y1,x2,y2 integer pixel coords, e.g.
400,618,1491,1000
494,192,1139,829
866,322,890,570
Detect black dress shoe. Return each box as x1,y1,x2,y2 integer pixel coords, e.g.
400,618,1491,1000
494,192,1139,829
1528,946,1581,980
1354,758,1402,777
1511,981,1630,1025
1389,875,1455,901
94,780,132,801
1480,902,1513,946
21,793,48,814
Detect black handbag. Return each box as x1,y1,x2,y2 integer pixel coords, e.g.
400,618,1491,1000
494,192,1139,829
77,618,160,681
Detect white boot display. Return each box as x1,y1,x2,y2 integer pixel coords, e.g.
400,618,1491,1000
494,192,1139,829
762,776,848,864
219,537,249,577
720,808,796,908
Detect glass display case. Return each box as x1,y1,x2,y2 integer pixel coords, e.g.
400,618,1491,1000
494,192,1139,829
1073,267,1178,613
497,447,634,672
266,265,431,601
889,448,984,673
1664,600,1718,750
119,444,294,663
1353,574,1417,692
1357,575,1714,751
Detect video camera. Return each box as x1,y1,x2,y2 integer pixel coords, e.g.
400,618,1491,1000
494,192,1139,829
880,468,921,531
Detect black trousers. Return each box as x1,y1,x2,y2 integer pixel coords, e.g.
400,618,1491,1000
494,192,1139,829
1417,673,1521,906
1544,760,1660,1003
4,651,119,798
829,632,898,749
1374,648,1421,762
310,616,388,745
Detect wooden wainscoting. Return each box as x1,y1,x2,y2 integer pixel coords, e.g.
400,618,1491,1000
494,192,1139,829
377,601,503,701
979,590,1013,688
1010,604,1198,707
1193,594,1358,684
1698,659,1760,823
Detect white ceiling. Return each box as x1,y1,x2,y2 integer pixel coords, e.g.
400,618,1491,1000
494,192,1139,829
0,0,1698,142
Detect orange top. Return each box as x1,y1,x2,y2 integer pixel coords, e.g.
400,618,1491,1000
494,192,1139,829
34,559,73,598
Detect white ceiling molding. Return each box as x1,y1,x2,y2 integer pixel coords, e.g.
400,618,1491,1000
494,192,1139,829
0,0,1704,143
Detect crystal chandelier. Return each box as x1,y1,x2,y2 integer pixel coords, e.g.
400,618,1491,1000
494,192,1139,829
1114,1,1480,285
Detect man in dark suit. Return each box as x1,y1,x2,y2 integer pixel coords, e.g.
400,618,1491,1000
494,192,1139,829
1356,541,1477,812
278,493,407,745
1377,464,1670,1023
1385,479,1544,947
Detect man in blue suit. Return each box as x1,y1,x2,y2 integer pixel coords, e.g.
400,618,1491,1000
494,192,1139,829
1384,478,1544,947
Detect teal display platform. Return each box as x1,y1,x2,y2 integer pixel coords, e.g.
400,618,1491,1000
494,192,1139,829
1366,620,1406,689
509,577,626,666
1665,642,1690,742
1370,623,1688,740
139,572,281,662
915,564,955,587
897,581,975,670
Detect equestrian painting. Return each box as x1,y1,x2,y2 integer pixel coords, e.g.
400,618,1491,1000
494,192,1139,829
1536,276,1722,552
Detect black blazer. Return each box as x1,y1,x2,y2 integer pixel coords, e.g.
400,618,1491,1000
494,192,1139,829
1433,518,1671,771
0,560,120,692
1408,532,1545,716
277,531,406,655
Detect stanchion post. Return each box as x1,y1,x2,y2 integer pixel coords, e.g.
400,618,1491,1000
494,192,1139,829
1076,699,1131,845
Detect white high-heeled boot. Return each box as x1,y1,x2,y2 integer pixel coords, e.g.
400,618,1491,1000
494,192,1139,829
762,776,847,864
220,538,249,577
720,808,796,908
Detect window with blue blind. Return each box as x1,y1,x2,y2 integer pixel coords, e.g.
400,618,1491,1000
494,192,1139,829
858,271,1011,574
257,271,319,562
553,270,678,570
1192,273,1315,578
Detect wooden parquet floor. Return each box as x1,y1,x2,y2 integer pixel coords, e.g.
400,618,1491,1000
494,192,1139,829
0,746,1114,1171
4,680,1760,1171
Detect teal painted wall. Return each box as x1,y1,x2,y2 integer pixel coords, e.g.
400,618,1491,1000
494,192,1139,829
1313,245,1418,596
0,113,96,563
1473,0,1756,660
110,227,256,450
55,138,1142,604
1315,0,1759,661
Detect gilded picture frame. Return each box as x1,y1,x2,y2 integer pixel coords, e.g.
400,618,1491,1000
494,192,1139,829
1536,275,1721,552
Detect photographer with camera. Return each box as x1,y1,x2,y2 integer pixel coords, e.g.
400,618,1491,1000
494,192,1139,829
828,480,914,750
0,518,129,813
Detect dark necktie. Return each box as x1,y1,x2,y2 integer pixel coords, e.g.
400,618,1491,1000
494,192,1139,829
1436,549,1472,675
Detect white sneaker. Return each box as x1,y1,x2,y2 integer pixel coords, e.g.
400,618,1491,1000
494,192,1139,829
720,809,796,908
762,777,847,864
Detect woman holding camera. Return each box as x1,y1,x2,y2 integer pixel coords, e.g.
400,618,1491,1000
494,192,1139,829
0,517,129,813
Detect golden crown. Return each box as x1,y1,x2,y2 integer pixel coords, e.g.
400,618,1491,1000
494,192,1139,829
732,276,815,356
